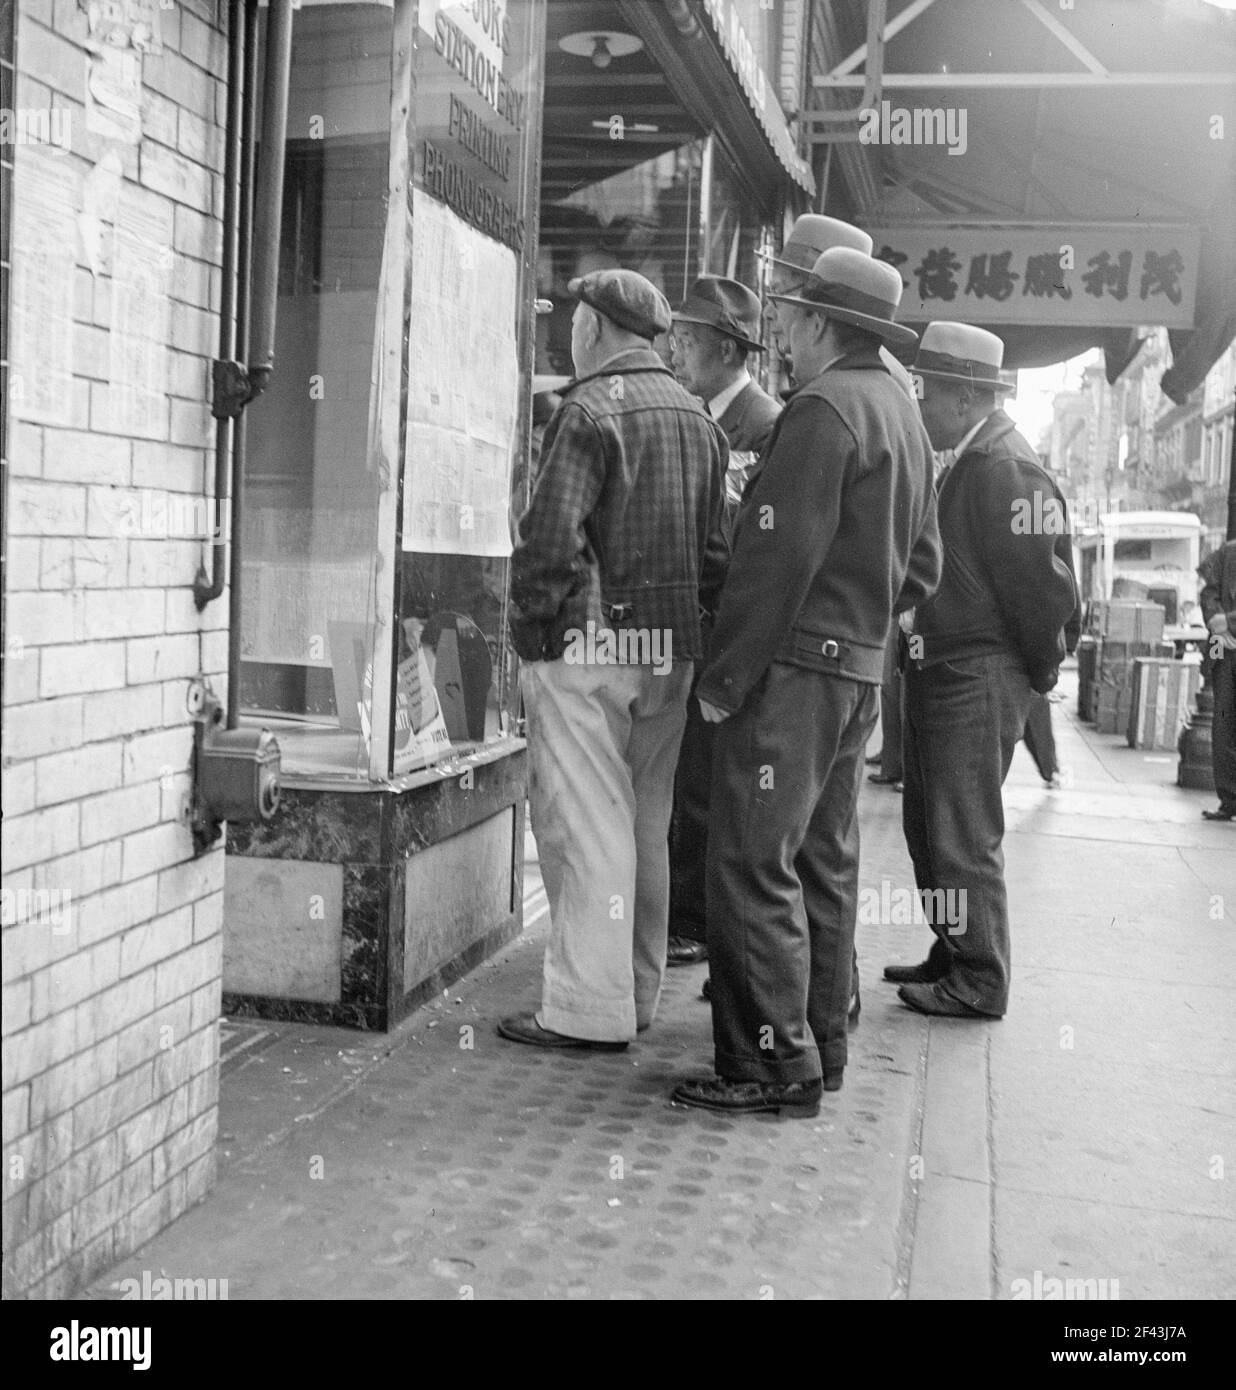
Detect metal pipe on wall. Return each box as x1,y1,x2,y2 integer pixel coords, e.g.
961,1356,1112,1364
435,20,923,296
246,0,294,399
193,0,246,615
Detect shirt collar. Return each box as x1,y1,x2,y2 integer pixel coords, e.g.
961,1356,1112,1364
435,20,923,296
707,371,751,420
952,410,998,461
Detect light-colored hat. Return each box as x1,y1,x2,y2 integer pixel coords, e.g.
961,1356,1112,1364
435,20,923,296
672,276,765,351
768,246,918,349
759,214,874,274
912,322,1016,392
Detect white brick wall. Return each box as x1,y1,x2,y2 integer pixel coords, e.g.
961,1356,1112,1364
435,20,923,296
3,0,227,1300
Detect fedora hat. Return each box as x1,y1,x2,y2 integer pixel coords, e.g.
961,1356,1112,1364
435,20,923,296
672,276,765,352
759,214,874,275
769,246,918,349
912,322,1015,393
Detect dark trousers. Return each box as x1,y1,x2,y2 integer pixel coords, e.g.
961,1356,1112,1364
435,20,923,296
668,668,712,943
879,631,904,780
1212,650,1236,811
707,663,878,1083
1022,692,1057,780
902,654,1034,1016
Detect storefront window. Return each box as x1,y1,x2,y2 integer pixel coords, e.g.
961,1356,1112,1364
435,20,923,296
536,140,705,381
240,0,544,782
393,0,544,775
240,2,395,780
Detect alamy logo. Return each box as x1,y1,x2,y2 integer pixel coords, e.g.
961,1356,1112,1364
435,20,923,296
859,100,968,156
49,1322,151,1370
562,621,673,675
857,881,967,934
118,1270,229,1300
0,887,73,934
0,106,72,154
1011,1271,1120,1300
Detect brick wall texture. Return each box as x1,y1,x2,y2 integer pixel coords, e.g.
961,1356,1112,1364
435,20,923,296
2,0,228,1299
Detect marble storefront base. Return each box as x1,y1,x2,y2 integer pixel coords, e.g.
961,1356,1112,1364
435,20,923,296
222,743,526,1031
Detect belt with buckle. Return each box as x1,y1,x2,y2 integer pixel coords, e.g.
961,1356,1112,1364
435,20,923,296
608,602,634,622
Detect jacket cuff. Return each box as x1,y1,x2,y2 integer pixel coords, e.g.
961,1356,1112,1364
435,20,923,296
695,670,743,715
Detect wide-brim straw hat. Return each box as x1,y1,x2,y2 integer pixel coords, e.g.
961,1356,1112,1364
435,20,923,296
759,214,875,274
769,246,918,349
912,322,1016,392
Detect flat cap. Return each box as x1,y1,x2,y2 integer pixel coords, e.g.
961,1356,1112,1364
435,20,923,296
568,268,672,341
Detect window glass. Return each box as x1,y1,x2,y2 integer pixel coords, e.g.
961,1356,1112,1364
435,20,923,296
240,2,394,780
393,0,544,775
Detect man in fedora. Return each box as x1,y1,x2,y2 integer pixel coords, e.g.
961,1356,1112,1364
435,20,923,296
766,218,917,821
761,214,917,400
664,276,783,969
672,248,942,1116
501,269,729,1050
889,322,1078,1020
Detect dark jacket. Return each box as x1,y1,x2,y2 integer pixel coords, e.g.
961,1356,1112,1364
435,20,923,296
716,378,782,539
912,409,1078,692
1199,540,1236,629
697,345,942,714
510,347,729,664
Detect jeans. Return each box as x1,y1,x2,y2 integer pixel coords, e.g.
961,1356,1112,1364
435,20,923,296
1022,692,1057,780
706,663,878,1083
902,653,1034,1016
1212,650,1236,811
879,631,904,780
522,658,693,1041
667,666,713,943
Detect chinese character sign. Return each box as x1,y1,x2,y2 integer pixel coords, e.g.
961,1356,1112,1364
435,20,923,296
867,225,1199,328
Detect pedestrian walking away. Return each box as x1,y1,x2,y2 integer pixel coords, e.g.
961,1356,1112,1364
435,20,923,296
665,275,782,968
501,268,729,1049
892,322,1078,1020
672,247,941,1118
1198,539,1236,821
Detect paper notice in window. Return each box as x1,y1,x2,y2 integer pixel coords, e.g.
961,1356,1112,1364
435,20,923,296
403,190,518,556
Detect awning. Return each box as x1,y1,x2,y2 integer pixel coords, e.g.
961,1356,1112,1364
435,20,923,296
805,0,1236,399
693,0,815,195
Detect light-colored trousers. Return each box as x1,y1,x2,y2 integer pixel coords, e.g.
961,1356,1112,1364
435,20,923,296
521,657,694,1041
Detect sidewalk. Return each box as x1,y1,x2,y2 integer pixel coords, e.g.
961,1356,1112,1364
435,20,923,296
81,667,1235,1300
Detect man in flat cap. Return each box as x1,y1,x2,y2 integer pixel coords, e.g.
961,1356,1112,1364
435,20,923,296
500,268,729,1051
672,248,942,1115
888,322,1078,1019
664,276,782,969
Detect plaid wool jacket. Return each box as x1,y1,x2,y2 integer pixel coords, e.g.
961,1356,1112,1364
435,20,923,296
510,347,729,664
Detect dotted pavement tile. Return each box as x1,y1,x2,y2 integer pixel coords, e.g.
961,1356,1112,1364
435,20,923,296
83,792,932,1301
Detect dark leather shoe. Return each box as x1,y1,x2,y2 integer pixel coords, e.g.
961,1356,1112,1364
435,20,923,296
497,1012,629,1051
1202,807,1235,821
868,772,901,785
671,1075,823,1117
897,983,1001,1019
883,960,942,984
666,935,708,966
865,753,883,766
